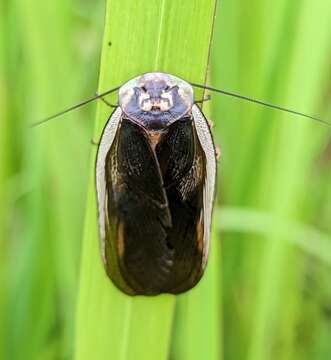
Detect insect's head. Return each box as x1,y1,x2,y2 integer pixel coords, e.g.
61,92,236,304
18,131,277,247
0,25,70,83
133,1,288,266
119,72,194,130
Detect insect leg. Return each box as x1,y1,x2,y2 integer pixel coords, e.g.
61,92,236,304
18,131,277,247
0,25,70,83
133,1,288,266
207,119,214,129
194,94,211,105
215,145,221,160
90,138,100,146
95,93,118,108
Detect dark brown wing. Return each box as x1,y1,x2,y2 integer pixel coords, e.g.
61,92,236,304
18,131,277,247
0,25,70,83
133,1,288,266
104,118,174,295
155,117,207,293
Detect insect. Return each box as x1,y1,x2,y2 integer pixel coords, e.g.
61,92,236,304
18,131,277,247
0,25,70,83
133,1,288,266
33,72,330,296
96,73,216,295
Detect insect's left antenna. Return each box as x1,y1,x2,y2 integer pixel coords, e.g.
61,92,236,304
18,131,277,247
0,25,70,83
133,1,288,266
30,86,121,127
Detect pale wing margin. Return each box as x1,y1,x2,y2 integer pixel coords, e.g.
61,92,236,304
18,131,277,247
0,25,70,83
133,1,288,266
192,104,217,268
96,107,122,264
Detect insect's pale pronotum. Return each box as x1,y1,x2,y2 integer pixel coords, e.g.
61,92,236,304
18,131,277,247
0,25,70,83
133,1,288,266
33,72,331,296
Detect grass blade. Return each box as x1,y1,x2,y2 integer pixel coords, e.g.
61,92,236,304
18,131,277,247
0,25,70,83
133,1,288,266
75,1,218,359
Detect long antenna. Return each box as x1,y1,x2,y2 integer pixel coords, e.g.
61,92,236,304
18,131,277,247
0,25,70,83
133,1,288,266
191,83,331,127
32,80,330,128
30,86,120,127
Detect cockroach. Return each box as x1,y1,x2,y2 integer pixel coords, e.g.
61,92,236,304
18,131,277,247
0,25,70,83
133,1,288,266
32,72,330,296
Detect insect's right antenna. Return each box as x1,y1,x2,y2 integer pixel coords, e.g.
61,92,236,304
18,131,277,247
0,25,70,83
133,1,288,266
191,83,331,128
30,86,121,128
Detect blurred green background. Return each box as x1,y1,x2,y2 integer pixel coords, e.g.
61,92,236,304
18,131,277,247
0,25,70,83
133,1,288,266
1,0,331,359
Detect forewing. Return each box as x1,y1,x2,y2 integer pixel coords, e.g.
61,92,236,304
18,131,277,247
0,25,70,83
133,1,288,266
96,107,122,262
191,104,217,268
155,117,209,293
97,110,174,295
109,119,174,295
